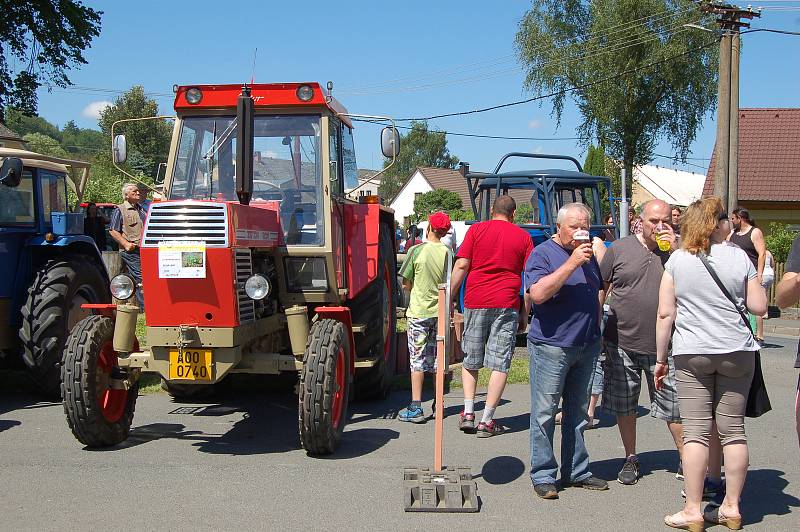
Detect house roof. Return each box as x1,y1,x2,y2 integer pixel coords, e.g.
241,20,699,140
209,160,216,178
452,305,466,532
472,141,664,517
634,164,706,206
703,108,800,202
0,122,23,141
416,166,471,208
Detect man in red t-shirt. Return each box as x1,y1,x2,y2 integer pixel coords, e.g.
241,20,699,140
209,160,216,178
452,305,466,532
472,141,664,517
449,195,534,436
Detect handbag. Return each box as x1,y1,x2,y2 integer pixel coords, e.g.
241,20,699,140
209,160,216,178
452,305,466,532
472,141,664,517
698,253,772,418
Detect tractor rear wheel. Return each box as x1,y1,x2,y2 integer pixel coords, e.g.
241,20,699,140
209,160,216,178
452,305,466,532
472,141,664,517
61,315,139,447
20,256,109,397
354,224,397,399
299,319,350,455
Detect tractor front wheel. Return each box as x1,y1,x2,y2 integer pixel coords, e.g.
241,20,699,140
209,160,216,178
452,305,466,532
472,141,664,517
299,319,350,455
61,315,138,447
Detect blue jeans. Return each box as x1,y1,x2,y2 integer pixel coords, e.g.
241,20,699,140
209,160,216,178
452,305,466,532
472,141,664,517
120,249,145,310
529,338,600,485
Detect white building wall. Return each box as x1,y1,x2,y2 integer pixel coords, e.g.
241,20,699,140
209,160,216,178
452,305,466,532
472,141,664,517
389,170,433,225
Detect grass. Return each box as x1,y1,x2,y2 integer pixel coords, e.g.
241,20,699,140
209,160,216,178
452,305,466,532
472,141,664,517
392,357,530,391
137,373,163,394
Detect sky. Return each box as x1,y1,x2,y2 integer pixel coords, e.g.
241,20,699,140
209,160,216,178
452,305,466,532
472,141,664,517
31,1,800,178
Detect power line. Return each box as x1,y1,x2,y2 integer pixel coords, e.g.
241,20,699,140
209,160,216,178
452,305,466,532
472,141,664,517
351,118,580,141
337,6,695,94
393,39,719,122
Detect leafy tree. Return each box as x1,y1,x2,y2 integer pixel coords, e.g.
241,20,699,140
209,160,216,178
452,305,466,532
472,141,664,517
98,85,171,179
378,121,459,200
5,107,63,141
413,189,463,219
514,203,537,224
23,133,68,158
0,0,102,120
583,144,621,218
61,121,106,157
765,223,797,263
516,0,717,194
448,208,474,222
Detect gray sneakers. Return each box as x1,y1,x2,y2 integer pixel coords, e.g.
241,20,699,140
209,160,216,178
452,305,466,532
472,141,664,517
617,455,641,485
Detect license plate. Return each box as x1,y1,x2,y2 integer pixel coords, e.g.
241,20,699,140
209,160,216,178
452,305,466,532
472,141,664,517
169,349,212,381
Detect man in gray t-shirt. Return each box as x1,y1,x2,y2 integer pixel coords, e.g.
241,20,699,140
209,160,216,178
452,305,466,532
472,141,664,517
599,199,683,486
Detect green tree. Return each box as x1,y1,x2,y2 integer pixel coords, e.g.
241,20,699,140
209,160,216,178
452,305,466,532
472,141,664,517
61,121,106,157
82,153,125,204
23,132,68,158
514,203,536,224
98,85,171,178
765,222,797,263
0,0,102,120
378,121,459,200
5,107,63,141
413,189,463,219
583,144,621,217
516,1,717,195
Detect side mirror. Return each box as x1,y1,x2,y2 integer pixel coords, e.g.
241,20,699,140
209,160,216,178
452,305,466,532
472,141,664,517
113,134,127,164
0,157,23,188
381,127,400,158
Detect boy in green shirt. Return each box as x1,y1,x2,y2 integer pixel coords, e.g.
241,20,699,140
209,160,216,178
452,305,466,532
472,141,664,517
398,212,452,423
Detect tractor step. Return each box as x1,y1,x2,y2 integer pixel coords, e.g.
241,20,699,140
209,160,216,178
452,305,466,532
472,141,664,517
403,466,478,513
351,323,366,334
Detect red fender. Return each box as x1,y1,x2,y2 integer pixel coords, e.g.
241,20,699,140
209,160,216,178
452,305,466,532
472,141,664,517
314,306,355,377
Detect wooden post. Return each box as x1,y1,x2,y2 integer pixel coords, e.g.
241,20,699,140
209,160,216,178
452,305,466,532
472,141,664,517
434,283,447,472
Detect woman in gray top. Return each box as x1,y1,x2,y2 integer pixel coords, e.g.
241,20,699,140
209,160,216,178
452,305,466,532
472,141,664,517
655,197,767,531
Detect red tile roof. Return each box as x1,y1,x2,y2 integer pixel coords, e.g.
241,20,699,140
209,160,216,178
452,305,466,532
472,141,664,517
703,108,800,201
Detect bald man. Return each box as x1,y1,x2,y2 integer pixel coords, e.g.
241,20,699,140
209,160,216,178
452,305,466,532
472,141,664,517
600,199,683,486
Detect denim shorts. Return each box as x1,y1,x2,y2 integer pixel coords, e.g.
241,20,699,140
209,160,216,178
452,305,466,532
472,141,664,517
461,307,518,373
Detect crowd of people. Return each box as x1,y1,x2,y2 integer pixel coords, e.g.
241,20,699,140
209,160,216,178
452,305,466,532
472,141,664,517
398,195,799,530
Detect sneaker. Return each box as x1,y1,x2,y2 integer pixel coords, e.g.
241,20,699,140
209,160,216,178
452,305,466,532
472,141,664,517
676,462,684,481
569,475,609,491
617,455,641,485
476,420,506,438
458,411,475,432
398,405,425,424
681,478,723,500
534,483,559,499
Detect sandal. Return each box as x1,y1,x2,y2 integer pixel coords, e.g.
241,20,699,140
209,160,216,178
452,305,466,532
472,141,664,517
664,512,705,532
703,507,742,530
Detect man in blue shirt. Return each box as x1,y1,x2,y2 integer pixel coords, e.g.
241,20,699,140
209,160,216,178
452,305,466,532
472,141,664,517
525,202,608,499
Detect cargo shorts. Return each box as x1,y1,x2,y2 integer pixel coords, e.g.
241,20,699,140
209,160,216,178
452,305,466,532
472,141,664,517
601,343,681,423
461,307,518,374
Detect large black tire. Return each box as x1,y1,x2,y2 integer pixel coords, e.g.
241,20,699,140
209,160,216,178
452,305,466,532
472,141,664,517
354,224,398,399
61,315,139,447
20,255,109,397
299,319,351,455
161,379,223,402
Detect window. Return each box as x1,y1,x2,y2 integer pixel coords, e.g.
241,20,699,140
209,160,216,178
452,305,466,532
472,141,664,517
342,125,358,190
40,171,68,221
0,170,34,224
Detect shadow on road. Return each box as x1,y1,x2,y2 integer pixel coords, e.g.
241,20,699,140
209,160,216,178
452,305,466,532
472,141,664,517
741,468,800,524
476,455,527,485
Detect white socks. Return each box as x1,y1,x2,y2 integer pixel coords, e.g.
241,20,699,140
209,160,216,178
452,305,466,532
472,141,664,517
464,399,474,414
481,406,496,424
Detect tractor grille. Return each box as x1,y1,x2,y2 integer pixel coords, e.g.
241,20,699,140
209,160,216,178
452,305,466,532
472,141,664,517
142,202,228,247
235,249,255,323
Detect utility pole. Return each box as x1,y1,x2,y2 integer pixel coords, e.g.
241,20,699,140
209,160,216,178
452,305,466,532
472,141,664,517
702,2,760,214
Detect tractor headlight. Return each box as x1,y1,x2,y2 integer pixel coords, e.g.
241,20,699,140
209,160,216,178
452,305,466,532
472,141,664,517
185,87,203,104
284,257,328,292
296,84,314,102
110,274,135,301
244,274,270,300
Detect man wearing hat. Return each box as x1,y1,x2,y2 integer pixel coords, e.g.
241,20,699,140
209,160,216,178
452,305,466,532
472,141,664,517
398,211,453,422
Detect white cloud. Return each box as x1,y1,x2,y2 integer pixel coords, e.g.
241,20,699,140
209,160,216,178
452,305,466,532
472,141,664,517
528,119,543,130
82,100,112,119
264,150,278,158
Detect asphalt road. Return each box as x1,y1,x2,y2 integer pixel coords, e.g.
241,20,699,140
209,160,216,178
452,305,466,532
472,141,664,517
1,336,798,531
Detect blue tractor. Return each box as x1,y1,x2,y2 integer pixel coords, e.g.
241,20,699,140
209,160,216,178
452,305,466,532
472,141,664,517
0,148,110,396
463,152,618,242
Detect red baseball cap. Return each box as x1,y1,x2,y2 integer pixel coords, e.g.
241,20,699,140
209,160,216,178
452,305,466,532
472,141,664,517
428,211,452,232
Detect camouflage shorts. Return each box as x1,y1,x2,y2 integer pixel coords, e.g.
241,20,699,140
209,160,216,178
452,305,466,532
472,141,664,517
407,317,438,373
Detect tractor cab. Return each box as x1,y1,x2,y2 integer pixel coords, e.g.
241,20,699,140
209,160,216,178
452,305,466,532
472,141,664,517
463,152,617,244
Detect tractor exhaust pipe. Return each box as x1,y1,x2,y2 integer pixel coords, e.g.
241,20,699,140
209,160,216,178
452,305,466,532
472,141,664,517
236,85,254,205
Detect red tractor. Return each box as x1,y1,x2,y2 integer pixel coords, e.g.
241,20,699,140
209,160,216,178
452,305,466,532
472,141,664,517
61,83,401,454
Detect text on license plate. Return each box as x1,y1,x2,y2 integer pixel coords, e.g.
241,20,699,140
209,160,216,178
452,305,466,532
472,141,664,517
169,350,212,380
